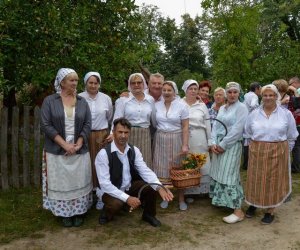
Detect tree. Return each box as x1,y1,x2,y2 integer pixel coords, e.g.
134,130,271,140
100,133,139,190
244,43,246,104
0,0,161,106
202,0,261,88
155,14,208,81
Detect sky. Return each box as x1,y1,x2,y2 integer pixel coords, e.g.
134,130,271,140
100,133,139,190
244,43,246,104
134,0,203,24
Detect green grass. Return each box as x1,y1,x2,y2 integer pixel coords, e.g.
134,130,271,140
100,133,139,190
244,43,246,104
0,188,60,244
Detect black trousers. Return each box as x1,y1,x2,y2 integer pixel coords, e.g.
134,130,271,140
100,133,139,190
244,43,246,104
292,128,300,173
102,180,157,220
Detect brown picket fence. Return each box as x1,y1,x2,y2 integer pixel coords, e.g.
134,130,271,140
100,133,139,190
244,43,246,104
0,106,42,190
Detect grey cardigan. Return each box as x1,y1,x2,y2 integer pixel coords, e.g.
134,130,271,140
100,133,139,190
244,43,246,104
41,93,91,155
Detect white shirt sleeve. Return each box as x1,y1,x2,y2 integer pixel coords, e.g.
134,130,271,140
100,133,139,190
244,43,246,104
249,94,259,111
219,104,249,150
133,146,161,190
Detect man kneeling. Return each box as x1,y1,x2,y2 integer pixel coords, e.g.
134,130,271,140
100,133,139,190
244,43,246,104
95,118,173,227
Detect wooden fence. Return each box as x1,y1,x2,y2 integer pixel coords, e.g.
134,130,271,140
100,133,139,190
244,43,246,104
0,106,42,190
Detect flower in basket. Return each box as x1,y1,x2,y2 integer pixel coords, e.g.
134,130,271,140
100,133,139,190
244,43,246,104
181,153,207,170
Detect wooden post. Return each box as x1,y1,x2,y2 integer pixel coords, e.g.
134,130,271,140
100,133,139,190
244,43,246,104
33,106,41,187
11,106,19,188
23,106,30,187
0,108,9,190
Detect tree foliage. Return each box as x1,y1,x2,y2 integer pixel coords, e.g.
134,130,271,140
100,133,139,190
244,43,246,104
202,0,300,89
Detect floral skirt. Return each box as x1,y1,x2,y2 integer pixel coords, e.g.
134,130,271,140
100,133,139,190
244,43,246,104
42,152,93,217
209,179,244,209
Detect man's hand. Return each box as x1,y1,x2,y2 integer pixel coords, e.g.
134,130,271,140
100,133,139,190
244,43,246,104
158,187,174,202
288,85,299,97
120,91,130,98
126,196,141,211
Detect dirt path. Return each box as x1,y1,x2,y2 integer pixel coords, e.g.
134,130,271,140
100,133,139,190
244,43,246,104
1,194,300,250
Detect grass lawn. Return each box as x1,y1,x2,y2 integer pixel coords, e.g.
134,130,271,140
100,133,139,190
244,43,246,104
0,171,299,246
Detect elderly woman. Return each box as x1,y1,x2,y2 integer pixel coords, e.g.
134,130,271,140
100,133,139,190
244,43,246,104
79,72,113,210
209,87,226,128
41,68,93,227
152,81,189,210
112,73,155,168
198,80,213,108
181,80,212,198
244,84,298,224
210,82,248,223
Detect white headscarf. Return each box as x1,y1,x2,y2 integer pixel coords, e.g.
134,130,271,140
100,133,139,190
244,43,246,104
261,84,281,105
54,68,76,93
164,81,179,95
127,73,147,92
261,84,280,97
84,72,101,87
225,81,241,92
182,79,199,93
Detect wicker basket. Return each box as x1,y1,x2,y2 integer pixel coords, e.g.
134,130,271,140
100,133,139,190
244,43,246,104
170,167,201,189
169,153,205,189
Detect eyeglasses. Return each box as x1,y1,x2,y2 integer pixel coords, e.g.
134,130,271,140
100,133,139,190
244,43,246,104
130,81,143,85
262,94,276,98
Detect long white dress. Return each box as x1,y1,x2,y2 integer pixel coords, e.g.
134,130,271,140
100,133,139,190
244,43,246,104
182,99,212,194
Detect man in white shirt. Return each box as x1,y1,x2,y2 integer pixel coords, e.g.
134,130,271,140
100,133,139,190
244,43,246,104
121,73,164,102
95,118,173,227
243,82,261,112
145,73,164,102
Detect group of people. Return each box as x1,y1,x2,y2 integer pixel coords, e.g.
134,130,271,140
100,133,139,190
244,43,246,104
41,67,299,228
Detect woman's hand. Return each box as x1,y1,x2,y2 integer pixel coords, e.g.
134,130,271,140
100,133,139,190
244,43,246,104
63,143,77,156
74,142,83,152
216,145,225,154
181,144,189,154
211,144,225,154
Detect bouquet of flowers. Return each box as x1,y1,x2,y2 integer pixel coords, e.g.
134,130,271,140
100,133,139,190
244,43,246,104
181,153,207,170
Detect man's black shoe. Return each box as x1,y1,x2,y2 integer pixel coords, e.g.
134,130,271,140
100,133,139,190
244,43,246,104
245,205,257,218
142,213,161,227
99,211,109,225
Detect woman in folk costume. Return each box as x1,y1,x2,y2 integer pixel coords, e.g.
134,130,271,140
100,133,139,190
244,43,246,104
111,73,155,168
79,71,113,210
181,80,212,198
244,84,298,224
210,82,248,224
152,81,189,210
41,68,93,227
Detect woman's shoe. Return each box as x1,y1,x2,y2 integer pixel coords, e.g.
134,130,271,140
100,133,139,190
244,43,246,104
186,197,194,203
73,216,84,227
223,213,244,224
261,213,274,225
245,205,257,218
160,200,169,209
62,217,73,227
96,200,104,210
179,201,188,211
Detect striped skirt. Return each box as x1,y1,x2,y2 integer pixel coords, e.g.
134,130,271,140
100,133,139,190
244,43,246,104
88,129,109,188
210,141,242,185
152,130,182,179
245,140,291,208
128,127,152,168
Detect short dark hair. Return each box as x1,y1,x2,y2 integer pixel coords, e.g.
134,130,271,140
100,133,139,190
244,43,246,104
113,117,132,130
249,82,261,92
198,80,212,91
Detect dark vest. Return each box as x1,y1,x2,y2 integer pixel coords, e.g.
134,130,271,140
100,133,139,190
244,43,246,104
105,143,142,189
